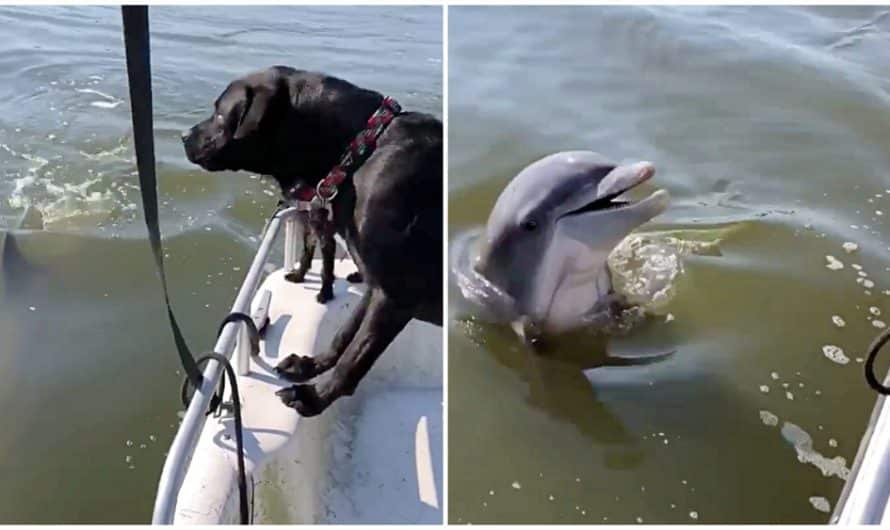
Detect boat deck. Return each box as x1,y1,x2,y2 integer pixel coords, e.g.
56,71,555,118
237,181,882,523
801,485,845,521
172,260,442,524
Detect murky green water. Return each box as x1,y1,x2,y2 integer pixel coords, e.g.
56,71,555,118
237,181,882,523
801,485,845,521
0,5,441,523
448,6,890,524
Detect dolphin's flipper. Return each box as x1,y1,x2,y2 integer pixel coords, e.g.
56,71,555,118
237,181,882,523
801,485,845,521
601,347,676,367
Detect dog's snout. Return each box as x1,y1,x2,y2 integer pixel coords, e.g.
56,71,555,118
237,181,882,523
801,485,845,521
181,128,191,142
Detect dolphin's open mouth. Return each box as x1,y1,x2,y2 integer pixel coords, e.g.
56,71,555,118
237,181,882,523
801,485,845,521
564,162,657,216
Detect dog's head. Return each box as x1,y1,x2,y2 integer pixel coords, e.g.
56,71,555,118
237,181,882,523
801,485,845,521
182,66,383,189
182,68,284,174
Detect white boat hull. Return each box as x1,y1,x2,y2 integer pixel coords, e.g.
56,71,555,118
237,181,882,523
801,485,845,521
171,260,442,524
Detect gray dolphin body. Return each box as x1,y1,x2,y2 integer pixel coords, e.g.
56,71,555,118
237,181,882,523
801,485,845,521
452,151,670,344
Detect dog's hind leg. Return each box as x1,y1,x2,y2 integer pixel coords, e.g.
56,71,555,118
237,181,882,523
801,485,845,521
274,288,371,383
316,226,336,303
276,287,411,416
285,225,315,283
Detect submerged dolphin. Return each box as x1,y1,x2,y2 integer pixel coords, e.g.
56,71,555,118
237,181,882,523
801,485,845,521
452,151,670,347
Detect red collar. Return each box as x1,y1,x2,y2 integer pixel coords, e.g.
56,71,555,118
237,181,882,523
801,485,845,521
287,96,401,206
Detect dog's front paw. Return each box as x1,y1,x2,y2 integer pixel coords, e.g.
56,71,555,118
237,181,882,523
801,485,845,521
284,270,307,283
316,288,334,304
274,353,318,382
346,272,363,284
276,384,326,417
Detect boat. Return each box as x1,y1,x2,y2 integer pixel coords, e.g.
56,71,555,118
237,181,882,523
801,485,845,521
151,207,443,523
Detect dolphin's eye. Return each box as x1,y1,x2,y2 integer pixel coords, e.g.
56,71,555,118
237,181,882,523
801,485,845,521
521,219,537,231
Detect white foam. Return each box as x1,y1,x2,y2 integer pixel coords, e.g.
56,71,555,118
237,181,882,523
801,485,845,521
809,496,831,513
822,345,849,365
760,410,779,427
781,421,850,480
825,255,844,270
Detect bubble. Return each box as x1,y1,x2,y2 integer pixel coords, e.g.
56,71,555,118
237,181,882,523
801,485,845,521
874,320,887,329
126,440,133,447
759,385,770,393
870,307,882,316
822,345,849,365
125,455,133,464
786,391,794,401
771,372,780,380
829,438,838,448
511,481,521,490
842,242,859,254
689,511,699,520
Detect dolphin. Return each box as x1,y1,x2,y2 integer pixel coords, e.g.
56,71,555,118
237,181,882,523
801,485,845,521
452,150,670,351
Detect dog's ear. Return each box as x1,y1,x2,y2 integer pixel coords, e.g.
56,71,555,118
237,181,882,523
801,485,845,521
233,85,273,140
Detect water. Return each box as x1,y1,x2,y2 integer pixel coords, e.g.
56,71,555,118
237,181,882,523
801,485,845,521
0,6,441,523
448,6,890,524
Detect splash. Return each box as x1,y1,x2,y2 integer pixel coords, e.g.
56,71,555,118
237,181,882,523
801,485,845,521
608,228,724,311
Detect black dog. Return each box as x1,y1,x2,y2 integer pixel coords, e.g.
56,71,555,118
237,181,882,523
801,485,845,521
183,66,442,416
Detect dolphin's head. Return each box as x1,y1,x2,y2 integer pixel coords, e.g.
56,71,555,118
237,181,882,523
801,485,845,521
474,151,669,331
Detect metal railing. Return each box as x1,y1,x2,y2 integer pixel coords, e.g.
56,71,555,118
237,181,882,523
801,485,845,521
151,206,300,524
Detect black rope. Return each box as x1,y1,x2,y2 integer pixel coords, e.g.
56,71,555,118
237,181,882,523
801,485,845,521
192,352,250,524
865,327,890,394
121,7,250,524
218,312,260,356
121,6,204,390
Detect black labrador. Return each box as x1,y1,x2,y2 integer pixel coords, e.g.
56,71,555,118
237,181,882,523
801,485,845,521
183,66,442,416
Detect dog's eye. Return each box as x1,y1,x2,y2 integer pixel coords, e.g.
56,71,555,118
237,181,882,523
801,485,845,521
521,219,537,231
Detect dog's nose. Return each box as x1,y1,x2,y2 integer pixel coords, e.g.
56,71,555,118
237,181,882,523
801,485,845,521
181,129,191,141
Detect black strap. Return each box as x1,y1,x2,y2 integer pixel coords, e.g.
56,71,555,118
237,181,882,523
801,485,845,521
865,328,890,394
218,312,260,356
121,8,248,524
194,352,250,524
121,6,204,389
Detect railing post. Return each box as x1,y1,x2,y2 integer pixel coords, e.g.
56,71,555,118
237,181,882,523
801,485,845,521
236,323,250,376
284,215,297,271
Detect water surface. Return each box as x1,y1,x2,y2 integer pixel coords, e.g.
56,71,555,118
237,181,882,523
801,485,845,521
449,6,890,524
0,6,441,522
